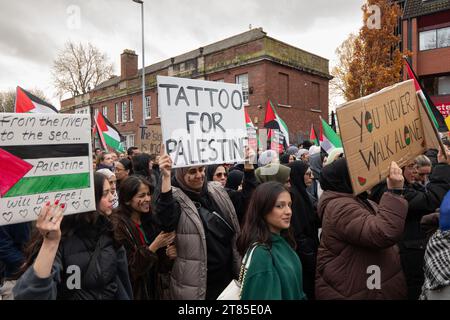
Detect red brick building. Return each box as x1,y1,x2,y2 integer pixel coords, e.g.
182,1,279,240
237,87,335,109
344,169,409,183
61,28,332,150
401,0,450,119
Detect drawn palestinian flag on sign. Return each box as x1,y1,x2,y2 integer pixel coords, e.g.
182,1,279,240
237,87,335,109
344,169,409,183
0,144,90,198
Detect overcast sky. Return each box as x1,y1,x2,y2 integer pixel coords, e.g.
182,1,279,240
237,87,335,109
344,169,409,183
0,0,365,108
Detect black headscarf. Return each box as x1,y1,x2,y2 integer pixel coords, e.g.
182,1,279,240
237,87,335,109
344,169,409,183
206,164,221,182
319,158,353,194
280,153,291,164
225,170,244,190
309,153,323,179
287,161,318,239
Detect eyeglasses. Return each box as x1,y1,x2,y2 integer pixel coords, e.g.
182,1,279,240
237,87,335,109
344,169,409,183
215,172,228,178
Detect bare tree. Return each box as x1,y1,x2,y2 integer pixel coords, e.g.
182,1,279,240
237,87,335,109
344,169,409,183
52,41,114,97
0,88,49,112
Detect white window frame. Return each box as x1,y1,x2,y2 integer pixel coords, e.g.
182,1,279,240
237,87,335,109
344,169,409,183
121,101,127,123
94,108,99,119
102,106,107,117
129,99,134,121
115,103,120,123
236,73,249,105
124,134,135,149
145,96,151,119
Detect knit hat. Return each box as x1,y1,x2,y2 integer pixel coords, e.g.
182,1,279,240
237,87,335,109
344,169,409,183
440,191,450,232
296,148,309,160
309,145,321,156
324,148,344,166
255,163,291,184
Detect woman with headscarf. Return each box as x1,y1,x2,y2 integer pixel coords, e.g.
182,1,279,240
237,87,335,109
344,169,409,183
206,164,228,187
153,162,241,300
287,160,320,300
307,152,324,207
315,158,408,299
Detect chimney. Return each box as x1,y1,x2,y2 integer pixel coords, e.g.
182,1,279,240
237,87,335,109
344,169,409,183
121,49,138,80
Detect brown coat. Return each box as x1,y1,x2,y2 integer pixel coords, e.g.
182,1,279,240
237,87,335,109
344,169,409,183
315,191,408,300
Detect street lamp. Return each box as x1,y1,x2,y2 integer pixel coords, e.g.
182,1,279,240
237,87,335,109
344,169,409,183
132,0,147,144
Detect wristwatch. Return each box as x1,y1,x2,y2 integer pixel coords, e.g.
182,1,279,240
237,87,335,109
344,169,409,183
387,188,405,196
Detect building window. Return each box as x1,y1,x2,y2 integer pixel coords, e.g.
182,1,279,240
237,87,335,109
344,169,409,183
123,134,135,149
236,73,249,105
420,27,450,51
438,27,450,48
115,103,120,123
438,76,450,95
129,100,134,121
145,96,151,119
94,108,99,119
102,106,107,117
121,102,127,122
421,74,450,96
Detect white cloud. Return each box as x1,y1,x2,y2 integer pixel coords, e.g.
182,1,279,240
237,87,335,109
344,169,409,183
0,0,365,108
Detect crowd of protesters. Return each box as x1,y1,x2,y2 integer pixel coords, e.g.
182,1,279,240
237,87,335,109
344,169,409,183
1,138,450,301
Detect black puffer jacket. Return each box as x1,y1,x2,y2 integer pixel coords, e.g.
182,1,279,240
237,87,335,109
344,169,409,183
13,216,133,300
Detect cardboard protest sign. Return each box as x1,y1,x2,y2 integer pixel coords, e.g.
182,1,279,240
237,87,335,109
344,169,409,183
336,80,428,195
0,113,95,226
141,125,162,155
158,76,247,168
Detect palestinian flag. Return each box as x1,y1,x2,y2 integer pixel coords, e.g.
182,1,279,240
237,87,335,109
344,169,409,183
15,86,58,114
310,123,319,146
245,108,255,129
263,100,289,147
320,117,342,154
0,144,90,198
96,113,125,153
404,59,449,132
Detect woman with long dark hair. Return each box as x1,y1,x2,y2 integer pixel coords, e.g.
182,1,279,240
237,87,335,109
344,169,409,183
237,181,306,300
112,169,177,300
13,173,133,300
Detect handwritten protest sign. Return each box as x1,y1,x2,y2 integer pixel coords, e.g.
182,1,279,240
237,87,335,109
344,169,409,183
0,113,95,226
336,80,430,195
158,76,247,168
141,125,162,155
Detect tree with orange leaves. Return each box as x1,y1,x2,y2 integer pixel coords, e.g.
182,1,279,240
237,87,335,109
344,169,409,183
333,0,407,102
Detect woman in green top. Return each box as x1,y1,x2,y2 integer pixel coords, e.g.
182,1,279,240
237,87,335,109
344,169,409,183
237,181,306,300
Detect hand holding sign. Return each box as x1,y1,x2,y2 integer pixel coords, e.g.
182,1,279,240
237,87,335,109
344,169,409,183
159,144,173,194
159,144,173,178
438,146,450,164
386,161,404,190
244,146,256,170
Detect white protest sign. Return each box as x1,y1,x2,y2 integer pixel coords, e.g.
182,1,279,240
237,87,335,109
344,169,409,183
0,113,95,226
158,76,247,168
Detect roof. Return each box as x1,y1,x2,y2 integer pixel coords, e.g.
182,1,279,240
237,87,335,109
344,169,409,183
94,28,268,91
403,0,450,19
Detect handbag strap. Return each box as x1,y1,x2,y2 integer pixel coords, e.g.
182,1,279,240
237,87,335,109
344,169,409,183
238,242,259,284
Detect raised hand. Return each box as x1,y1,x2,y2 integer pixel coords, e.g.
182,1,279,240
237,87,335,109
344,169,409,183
36,201,65,243
386,161,404,190
159,144,173,178
438,146,450,164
